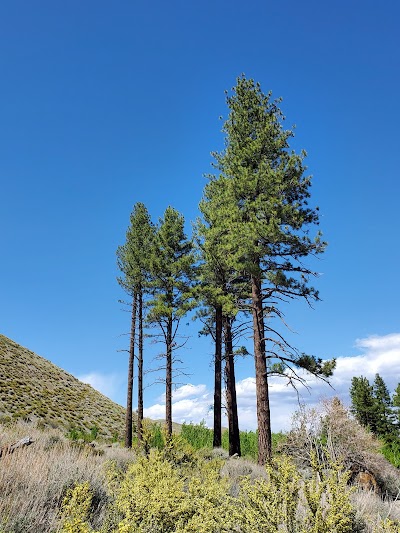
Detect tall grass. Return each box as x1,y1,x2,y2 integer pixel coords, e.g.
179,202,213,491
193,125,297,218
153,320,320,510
0,421,133,533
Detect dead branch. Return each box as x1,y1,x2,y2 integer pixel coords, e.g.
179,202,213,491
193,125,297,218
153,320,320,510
0,436,34,459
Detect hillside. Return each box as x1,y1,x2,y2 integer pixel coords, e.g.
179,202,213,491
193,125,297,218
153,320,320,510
0,334,126,439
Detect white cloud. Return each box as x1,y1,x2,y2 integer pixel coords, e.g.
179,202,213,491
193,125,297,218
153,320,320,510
143,403,166,420
174,383,208,400
143,333,400,432
235,377,256,401
331,333,400,393
356,333,400,352
77,372,124,401
156,383,208,403
144,384,214,426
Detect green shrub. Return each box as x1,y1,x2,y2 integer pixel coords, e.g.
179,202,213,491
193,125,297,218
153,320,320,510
67,427,99,443
139,420,165,454
381,440,400,468
181,421,213,449
180,422,286,461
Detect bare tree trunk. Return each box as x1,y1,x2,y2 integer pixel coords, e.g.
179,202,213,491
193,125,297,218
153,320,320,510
137,287,144,442
224,315,241,456
166,316,173,438
125,292,137,448
213,305,223,447
251,273,272,464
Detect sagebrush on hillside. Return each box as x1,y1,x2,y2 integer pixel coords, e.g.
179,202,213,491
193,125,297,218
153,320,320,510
0,335,126,439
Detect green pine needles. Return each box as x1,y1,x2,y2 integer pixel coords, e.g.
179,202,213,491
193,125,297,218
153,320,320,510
117,75,335,462
199,75,334,463
350,374,400,466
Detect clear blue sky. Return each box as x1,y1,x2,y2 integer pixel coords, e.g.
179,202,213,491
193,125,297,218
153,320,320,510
1,1,400,429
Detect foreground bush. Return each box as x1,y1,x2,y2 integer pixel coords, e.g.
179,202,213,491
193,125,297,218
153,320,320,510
2,417,400,532
60,439,363,533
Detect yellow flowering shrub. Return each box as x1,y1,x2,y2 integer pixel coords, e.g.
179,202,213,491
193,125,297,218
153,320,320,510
301,452,355,533
235,455,301,532
60,482,98,533
161,433,198,467
60,445,395,533
115,449,188,532
372,518,400,532
113,449,236,533
233,453,357,533
174,459,236,533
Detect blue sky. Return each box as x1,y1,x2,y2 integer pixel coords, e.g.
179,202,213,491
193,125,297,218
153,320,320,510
1,1,400,430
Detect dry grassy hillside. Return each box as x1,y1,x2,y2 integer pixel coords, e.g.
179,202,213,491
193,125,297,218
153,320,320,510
0,334,125,439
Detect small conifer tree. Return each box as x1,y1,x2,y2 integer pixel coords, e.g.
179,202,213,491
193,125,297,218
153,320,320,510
350,376,377,433
373,373,396,439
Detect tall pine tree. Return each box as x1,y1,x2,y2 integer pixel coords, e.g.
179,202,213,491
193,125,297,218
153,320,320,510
147,207,196,437
350,374,398,441
196,183,244,454
207,76,334,464
117,202,154,446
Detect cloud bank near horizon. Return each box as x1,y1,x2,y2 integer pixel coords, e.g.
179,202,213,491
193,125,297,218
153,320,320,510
144,332,400,431
78,333,400,432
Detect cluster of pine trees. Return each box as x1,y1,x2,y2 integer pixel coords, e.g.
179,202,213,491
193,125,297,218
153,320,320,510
350,374,400,442
117,75,336,465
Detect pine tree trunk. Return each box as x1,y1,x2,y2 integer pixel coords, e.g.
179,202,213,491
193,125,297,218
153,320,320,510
251,274,272,464
125,292,137,448
166,317,173,438
213,305,223,447
224,316,241,456
137,287,144,442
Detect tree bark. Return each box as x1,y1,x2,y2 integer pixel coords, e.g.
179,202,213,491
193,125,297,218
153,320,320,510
251,274,272,464
137,287,144,442
224,315,241,456
125,292,137,448
166,316,173,438
213,305,223,447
